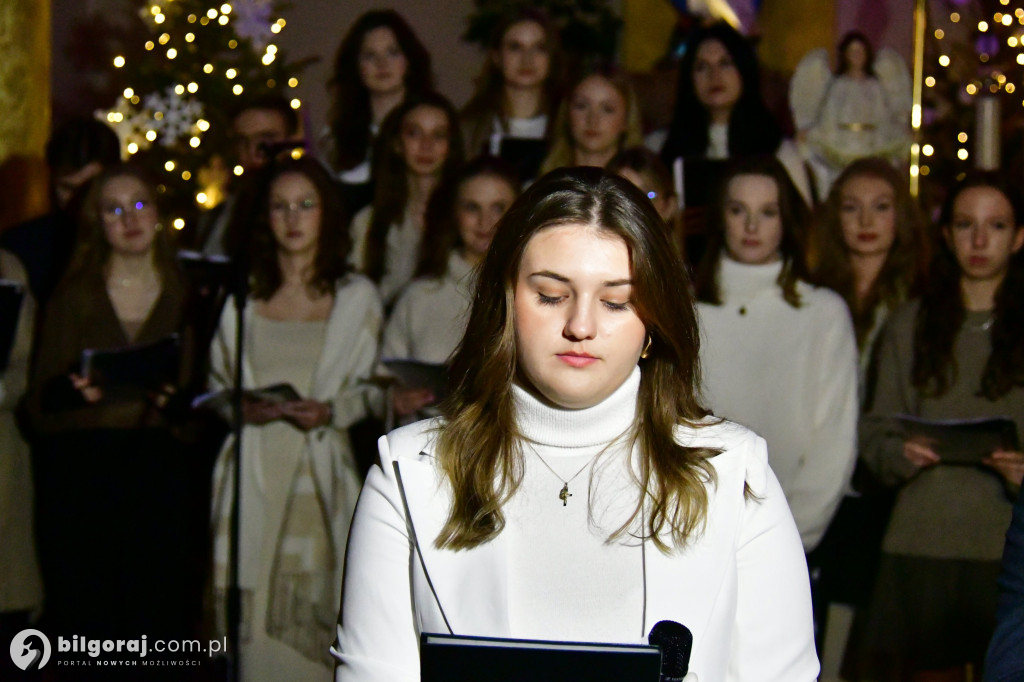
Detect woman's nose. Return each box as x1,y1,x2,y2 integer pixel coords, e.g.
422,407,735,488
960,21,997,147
564,300,596,340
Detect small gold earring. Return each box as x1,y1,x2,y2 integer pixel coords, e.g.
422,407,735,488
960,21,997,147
640,334,653,359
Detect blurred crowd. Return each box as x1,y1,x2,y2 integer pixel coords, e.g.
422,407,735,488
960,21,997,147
1,9,1022,682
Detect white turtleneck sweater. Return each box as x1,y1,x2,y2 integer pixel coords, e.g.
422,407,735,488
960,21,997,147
333,362,822,681
506,367,645,642
697,257,859,551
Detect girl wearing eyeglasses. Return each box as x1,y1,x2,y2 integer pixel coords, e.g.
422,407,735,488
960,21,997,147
27,163,196,647
208,157,382,680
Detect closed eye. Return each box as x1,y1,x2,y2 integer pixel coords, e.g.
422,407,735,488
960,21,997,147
538,293,563,305
603,300,630,311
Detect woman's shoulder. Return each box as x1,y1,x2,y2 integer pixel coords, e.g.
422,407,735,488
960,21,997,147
879,298,920,337
48,267,102,309
674,418,773,492
797,280,855,319
380,418,444,467
335,271,377,294
674,417,760,453
350,205,373,230
332,272,384,312
0,249,28,283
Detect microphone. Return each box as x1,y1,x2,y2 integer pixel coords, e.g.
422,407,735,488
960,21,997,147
648,620,692,682
256,139,306,159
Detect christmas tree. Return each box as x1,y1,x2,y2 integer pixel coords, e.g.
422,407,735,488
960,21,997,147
919,0,1024,202
97,0,307,230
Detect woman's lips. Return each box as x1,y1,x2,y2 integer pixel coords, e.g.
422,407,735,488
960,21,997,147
856,233,879,242
741,239,761,248
968,255,989,267
558,352,597,368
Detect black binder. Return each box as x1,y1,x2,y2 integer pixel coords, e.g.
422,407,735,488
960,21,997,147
381,359,448,400
893,414,1020,465
420,633,662,682
80,334,182,389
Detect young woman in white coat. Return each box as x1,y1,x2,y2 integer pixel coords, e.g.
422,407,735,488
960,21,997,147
209,157,382,681
693,155,859,553
332,167,819,681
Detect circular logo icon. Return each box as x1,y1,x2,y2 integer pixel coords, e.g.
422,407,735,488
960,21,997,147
9,629,51,671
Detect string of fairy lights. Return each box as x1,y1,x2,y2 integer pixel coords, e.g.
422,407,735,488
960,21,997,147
915,0,1024,182
99,0,303,230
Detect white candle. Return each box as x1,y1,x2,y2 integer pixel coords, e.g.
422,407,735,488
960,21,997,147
975,96,1001,171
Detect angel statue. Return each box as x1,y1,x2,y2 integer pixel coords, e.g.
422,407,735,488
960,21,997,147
790,31,912,197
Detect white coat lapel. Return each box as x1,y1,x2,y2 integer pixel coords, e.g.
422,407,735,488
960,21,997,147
394,457,511,638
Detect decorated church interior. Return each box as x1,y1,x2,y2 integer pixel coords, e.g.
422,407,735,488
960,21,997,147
2,0,1024,680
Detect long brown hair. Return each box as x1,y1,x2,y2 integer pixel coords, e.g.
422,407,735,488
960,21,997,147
363,92,464,283
913,173,1024,399
811,158,926,349
248,157,352,300
435,166,721,553
461,8,563,156
68,163,181,288
415,155,520,280
326,10,433,172
694,156,810,307
661,22,782,164
539,65,644,176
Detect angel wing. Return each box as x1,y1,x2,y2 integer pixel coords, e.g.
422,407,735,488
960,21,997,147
789,48,832,132
874,47,913,119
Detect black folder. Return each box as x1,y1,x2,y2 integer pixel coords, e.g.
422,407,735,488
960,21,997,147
420,633,662,682
80,334,182,389
176,250,232,292
894,414,1020,465
0,280,26,373
382,359,449,400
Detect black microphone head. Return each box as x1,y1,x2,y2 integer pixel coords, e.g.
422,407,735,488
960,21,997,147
648,620,693,680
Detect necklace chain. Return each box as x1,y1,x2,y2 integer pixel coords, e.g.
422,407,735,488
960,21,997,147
532,450,600,507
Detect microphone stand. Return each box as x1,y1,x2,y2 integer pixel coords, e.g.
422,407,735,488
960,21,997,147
224,140,303,682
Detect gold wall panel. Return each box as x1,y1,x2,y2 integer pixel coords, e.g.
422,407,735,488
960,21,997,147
0,0,51,230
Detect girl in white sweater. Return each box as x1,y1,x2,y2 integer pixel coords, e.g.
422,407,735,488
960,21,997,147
694,155,859,553
333,167,818,681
